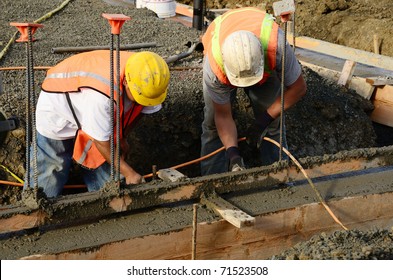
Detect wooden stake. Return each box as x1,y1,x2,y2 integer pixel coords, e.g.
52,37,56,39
338,60,356,87
373,34,380,54
192,203,198,260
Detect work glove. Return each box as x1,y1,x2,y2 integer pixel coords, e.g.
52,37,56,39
226,146,246,172
229,156,246,172
246,111,274,150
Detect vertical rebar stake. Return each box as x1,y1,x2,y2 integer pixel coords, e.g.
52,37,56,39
10,22,43,192
27,27,38,190
102,14,130,188
192,203,198,260
152,165,157,180
25,35,32,189
116,34,121,185
279,21,287,162
109,33,115,181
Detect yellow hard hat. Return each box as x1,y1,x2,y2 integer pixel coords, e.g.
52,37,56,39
125,51,170,106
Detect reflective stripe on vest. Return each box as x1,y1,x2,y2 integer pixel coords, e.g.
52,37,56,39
45,71,116,96
42,50,132,98
204,8,278,86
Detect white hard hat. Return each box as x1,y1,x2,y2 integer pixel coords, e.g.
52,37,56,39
221,30,264,87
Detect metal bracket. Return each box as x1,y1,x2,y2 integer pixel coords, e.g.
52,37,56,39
272,0,295,17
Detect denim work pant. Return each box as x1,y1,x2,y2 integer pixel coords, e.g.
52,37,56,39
200,74,288,175
24,132,111,197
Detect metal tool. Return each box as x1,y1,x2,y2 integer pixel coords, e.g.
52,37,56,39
102,13,130,188
10,22,43,190
273,0,296,161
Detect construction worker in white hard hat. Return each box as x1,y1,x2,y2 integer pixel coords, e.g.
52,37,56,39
24,50,170,197
200,7,307,175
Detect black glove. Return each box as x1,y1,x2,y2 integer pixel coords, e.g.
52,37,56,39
246,111,274,149
226,146,246,172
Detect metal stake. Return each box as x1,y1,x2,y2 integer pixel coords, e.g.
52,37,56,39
10,22,43,191
103,14,130,188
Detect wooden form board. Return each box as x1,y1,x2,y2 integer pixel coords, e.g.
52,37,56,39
201,193,255,228
370,84,393,127
287,34,393,71
20,191,393,260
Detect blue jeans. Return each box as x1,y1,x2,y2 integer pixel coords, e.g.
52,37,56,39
24,132,111,197
200,73,288,175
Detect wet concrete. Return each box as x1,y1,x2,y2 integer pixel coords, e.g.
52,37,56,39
1,0,393,259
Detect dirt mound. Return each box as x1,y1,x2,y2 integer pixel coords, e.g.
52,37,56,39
180,0,393,57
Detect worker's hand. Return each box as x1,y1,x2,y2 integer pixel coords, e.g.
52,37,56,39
226,146,246,172
246,123,269,150
125,172,144,185
246,111,274,150
229,156,246,172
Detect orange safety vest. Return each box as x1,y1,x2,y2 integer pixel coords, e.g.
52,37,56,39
42,50,143,169
202,7,279,86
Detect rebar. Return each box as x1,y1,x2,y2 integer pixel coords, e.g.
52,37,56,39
279,22,288,161
27,27,38,190
115,34,121,185
110,34,115,181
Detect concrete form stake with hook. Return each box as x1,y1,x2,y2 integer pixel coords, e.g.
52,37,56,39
10,22,43,193
103,14,130,187
272,0,296,161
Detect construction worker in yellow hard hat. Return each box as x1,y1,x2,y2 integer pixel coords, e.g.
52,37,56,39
24,50,170,198
200,7,307,175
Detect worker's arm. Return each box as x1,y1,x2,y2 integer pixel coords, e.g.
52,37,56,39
266,74,307,118
213,101,238,149
93,139,143,184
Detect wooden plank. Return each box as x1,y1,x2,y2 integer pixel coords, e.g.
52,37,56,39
20,192,393,260
158,168,187,182
175,3,193,18
374,84,393,103
0,211,48,234
287,35,393,71
201,193,255,228
338,60,356,87
370,85,393,127
366,77,393,86
370,99,393,127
